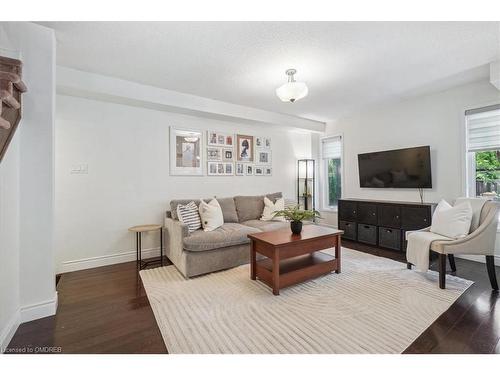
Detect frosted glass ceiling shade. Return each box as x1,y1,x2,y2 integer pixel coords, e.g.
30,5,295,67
276,69,308,103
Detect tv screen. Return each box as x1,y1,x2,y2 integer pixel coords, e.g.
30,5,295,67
358,146,432,188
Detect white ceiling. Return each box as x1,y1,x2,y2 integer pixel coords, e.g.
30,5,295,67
41,22,500,123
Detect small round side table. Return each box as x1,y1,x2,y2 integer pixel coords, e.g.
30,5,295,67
128,224,164,270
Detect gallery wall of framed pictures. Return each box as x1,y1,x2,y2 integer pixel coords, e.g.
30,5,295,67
169,126,272,176
208,131,272,176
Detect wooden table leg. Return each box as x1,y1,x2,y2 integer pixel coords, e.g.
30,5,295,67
272,249,280,295
250,240,256,280
335,235,341,274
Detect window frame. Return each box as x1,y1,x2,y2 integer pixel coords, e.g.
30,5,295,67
319,134,344,212
462,102,500,232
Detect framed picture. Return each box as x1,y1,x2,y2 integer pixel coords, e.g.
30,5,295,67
225,134,234,147
207,131,219,146
264,138,271,148
217,134,225,146
224,162,234,175
264,166,272,176
254,166,264,176
217,163,225,174
207,147,222,161
222,148,234,162
237,134,254,162
208,161,218,176
245,164,253,175
170,127,203,176
257,150,272,165
255,137,263,148
235,162,245,176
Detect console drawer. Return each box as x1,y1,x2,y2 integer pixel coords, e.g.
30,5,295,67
378,227,401,251
378,205,401,228
357,202,377,225
339,201,357,221
401,206,431,230
339,220,357,240
357,224,377,245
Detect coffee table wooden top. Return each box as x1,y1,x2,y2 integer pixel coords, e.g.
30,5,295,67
248,225,343,247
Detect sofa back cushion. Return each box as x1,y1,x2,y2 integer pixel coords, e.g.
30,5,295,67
234,192,283,222
217,197,239,223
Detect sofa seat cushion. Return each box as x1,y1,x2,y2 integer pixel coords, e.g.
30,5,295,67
183,223,261,252
242,219,289,232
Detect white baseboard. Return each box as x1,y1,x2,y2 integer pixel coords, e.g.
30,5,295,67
20,292,58,323
0,311,20,353
58,247,162,274
456,254,500,264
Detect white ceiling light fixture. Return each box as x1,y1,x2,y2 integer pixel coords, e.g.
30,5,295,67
275,68,308,103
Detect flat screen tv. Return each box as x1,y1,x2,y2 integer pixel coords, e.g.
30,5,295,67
358,146,432,188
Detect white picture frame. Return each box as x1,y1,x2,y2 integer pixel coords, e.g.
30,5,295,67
254,166,265,176
208,161,234,175
235,162,245,176
208,161,218,175
224,134,234,147
208,131,234,147
222,148,234,162
207,130,219,146
255,137,264,148
245,164,254,176
224,162,234,175
264,166,272,176
207,147,222,161
257,150,272,165
264,138,271,149
170,127,203,176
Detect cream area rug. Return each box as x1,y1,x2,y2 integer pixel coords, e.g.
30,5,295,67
140,248,472,354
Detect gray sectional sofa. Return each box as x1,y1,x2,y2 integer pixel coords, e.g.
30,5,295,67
164,192,288,278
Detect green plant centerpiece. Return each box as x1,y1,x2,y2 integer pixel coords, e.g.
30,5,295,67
272,206,321,235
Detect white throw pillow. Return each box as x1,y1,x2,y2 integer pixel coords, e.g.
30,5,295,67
430,199,473,239
176,201,202,233
198,198,224,232
261,197,285,221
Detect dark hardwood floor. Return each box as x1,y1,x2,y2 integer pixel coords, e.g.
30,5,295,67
6,245,500,354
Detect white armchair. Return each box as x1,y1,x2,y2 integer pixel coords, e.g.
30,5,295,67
407,199,499,290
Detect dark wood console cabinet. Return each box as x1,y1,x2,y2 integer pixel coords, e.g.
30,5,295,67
338,198,436,251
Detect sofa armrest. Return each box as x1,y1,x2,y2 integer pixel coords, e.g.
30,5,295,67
164,217,189,261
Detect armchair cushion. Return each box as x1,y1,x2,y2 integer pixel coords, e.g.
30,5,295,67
430,199,472,239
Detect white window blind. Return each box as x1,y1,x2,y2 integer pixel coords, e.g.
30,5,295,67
322,136,342,159
466,105,500,152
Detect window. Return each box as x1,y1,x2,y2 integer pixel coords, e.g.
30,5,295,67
321,135,342,209
465,104,500,202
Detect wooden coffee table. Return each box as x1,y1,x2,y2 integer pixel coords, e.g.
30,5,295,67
247,225,343,295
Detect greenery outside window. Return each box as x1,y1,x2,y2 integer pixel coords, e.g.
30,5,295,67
321,135,342,209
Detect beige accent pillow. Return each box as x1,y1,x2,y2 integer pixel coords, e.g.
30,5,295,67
261,197,285,221
430,199,472,239
199,198,224,232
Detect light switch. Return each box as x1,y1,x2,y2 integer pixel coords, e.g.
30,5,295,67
70,164,88,174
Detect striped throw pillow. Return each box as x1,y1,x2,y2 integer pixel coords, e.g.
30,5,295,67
176,201,202,233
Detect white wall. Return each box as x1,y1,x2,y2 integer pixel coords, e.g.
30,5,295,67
55,94,312,273
0,22,56,351
0,136,20,351
320,80,500,256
